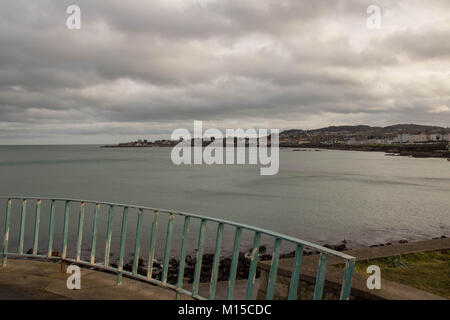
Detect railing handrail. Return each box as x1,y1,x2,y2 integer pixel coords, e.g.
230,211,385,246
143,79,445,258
1,196,356,300
0,196,355,261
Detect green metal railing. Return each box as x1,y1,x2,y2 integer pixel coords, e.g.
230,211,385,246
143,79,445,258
0,197,355,300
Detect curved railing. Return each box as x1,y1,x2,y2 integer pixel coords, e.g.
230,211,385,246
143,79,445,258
0,197,355,300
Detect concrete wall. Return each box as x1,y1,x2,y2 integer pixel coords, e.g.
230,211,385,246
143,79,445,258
256,268,361,300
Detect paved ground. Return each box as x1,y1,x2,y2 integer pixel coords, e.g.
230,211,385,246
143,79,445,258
0,259,189,300
0,258,251,300
0,286,31,299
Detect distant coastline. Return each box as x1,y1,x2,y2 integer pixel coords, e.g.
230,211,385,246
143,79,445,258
290,142,450,160
101,123,450,160
102,140,450,160
102,139,176,148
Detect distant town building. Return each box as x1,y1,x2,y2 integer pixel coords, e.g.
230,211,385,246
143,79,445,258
410,134,428,143
429,133,443,142
445,133,450,142
397,133,410,143
297,137,311,144
311,136,322,144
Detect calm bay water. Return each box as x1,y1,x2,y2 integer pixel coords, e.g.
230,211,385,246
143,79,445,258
0,145,449,259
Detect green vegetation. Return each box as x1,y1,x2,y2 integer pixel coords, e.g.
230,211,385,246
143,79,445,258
354,250,450,299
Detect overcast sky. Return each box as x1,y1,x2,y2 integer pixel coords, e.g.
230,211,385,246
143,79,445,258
0,0,449,144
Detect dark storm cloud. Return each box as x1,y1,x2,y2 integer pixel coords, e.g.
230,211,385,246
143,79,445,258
0,0,449,144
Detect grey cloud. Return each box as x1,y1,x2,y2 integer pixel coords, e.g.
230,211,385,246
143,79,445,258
382,27,450,61
0,0,449,144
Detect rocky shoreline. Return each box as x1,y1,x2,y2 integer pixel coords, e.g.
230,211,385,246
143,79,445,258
288,142,450,160
31,236,448,285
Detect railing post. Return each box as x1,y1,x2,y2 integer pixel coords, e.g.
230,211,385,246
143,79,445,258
226,227,242,300
176,216,191,299
162,214,174,285
208,222,224,300
266,237,282,300
18,199,27,255
47,200,55,257
340,259,355,300
2,199,12,266
104,205,114,268
147,211,159,281
60,200,70,273
313,253,328,300
117,207,128,285
245,232,261,300
76,202,85,262
192,219,207,298
288,244,304,300
90,203,100,265
132,209,144,275
32,200,41,256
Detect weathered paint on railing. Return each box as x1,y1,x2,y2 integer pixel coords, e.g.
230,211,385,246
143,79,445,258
340,259,355,300
117,207,128,285
104,205,114,268
245,231,261,300
18,199,27,255
90,203,99,265
288,244,304,300
266,237,281,299
313,253,329,300
0,197,355,300
132,209,143,275
61,201,70,260
1,199,11,267
227,227,242,300
147,211,158,281
76,202,85,262
177,216,191,299
32,200,41,255
209,222,223,300
47,200,55,258
192,219,207,298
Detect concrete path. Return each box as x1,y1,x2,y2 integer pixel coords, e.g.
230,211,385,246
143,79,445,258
274,237,450,271
0,287,31,300
0,259,190,300
0,258,251,300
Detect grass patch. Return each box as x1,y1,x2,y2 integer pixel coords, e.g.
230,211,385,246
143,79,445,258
354,250,450,299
